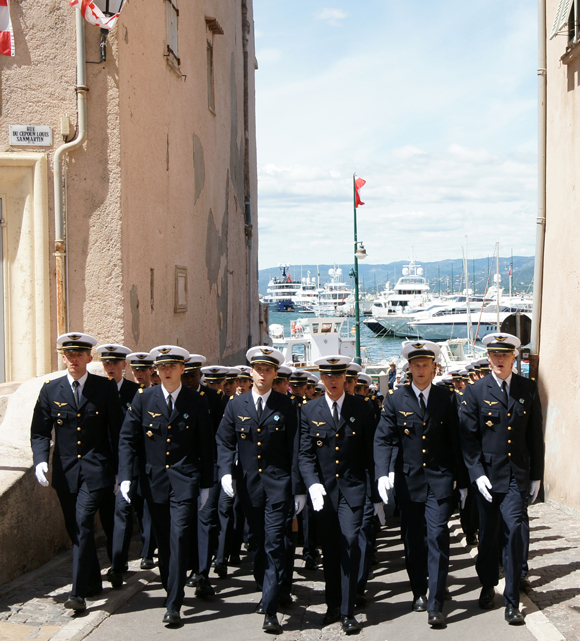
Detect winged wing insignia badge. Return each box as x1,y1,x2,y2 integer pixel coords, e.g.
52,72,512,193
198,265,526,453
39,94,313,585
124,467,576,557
54,401,68,407
148,411,162,418
399,411,414,417
484,400,498,406
238,416,251,422
312,421,326,427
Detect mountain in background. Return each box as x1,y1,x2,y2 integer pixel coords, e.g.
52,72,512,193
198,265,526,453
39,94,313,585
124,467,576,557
259,256,535,296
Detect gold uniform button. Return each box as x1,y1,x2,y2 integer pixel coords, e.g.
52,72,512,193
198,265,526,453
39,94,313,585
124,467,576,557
423,463,426,467
336,474,339,478
186,425,189,429
57,413,61,417
168,425,172,429
335,460,339,464
150,423,153,427
276,428,279,431
422,449,426,454
488,412,492,415
403,422,407,426
258,429,262,433
524,411,527,415
166,452,170,456
423,422,426,426
508,426,512,431
259,468,263,473
507,413,511,417
258,442,262,446
422,435,426,440
352,431,356,435
335,433,339,437
258,455,261,459
96,411,99,415
166,465,170,468
167,438,171,443
335,446,339,451
508,440,512,443
77,441,81,445
77,427,81,431
316,433,320,437
77,454,81,459
508,453,512,457
77,413,81,417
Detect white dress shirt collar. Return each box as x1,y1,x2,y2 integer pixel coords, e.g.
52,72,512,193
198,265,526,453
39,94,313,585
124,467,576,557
67,371,88,393
411,382,431,406
325,392,346,413
161,383,182,404
252,387,272,410
491,371,512,393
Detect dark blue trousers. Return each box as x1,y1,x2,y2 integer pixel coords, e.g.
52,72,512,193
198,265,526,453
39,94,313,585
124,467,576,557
314,492,363,617
357,494,376,595
111,476,155,572
149,494,195,611
475,473,527,608
399,487,452,612
56,481,111,598
241,489,291,615
197,480,221,575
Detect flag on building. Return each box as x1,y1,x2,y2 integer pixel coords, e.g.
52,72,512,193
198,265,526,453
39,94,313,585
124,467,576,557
69,0,120,30
355,175,366,208
0,0,15,57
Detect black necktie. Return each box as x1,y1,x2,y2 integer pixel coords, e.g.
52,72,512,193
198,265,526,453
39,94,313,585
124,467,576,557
72,380,80,407
419,392,426,418
167,393,173,415
502,381,508,405
257,397,262,421
333,401,339,429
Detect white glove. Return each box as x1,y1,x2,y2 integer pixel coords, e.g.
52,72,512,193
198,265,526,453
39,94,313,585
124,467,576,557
529,480,541,504
308,483,326,511
294,494,306,515
120,480,131,504
221,474,235,498
114,475,120,495
388,472,394,486
377,475,393,504
475,475,493,503
35,462,49,487
374,502,386,526
459,488,468,510
199,487,210,509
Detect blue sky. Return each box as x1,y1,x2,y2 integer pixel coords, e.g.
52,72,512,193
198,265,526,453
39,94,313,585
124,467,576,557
253,0,538,269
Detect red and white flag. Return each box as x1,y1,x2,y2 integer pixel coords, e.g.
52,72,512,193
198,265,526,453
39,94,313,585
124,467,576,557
0,0,15,57
355,175,366,208
69,0,120,30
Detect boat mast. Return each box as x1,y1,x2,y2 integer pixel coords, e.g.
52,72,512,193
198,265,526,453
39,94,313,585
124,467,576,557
463,240,473,349
496,242,501,331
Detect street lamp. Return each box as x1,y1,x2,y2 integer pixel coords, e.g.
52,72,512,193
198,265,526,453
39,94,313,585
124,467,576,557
93,0,124,62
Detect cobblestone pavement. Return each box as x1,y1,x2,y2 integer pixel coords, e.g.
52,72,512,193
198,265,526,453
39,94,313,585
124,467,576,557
0,502,577,640
523,502,580,641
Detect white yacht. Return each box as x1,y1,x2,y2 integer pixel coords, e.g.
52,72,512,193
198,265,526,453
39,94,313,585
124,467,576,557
307,267,352,316
263,264,302,312
291,271,320,312
269,316,355,368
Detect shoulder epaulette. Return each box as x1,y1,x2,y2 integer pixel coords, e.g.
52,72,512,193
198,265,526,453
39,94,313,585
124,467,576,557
371,395,376,400
140,383,145,388
469,380,474,385
389,389,394,395
230,395,234,400
217,389,223,395
138,388,143,394
303,400,307,404
45,379,50,384
298,402,302,408
365,397,370,402
290,395,295,400
200,391,205,396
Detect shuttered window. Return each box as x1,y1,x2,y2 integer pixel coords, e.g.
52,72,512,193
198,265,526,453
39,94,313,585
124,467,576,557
166,0,179,65
550,0,574,39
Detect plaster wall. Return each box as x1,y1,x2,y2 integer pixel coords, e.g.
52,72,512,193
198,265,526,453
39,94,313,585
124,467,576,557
539,0,580,512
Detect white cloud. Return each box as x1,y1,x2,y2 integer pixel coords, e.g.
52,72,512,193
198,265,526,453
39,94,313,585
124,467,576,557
314,8,347,26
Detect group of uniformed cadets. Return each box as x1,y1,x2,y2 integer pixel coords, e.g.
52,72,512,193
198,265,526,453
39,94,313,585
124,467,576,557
30,330,544,634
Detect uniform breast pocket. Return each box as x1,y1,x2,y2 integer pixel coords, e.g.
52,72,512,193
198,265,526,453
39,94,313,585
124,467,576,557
397,417,416,435
344,426,360,438
51,408,74,425
143,420,161,435
516,406,529,424
267,420,286,433
309,426,330,446
481,408,500,428
235,424,252,441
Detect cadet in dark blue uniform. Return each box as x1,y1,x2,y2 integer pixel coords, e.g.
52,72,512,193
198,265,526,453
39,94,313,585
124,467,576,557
459,333,544,625
101,347,155,587
299,356,379,635
375,341,467,627
31,332,123,612
118,345,215,625
216,346,305,635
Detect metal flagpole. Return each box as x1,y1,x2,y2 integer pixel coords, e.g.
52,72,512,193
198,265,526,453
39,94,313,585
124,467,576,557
353,173,361,364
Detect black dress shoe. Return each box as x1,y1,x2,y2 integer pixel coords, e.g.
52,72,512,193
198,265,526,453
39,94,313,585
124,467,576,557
214,563,228,578
478,586,495,610
229,554,241,565
107,570,123,589
255,600,265,615
322,606,341,626
278,592,292,606
520,576,531,591
186,572,201,588
304,557,317,571
428,610,446,627
341,616,361,635
195,576,215,598
140,557,155,570
262,613,282,634
412,595,427,612
466,535,478,546
505,605,525,625
64,595,86,611
162,610,181,625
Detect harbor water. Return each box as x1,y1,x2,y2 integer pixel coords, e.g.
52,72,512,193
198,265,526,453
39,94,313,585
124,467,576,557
268,310,405,367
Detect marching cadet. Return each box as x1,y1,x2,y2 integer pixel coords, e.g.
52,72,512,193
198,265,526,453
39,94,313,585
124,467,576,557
95,344,145,588
128,352,156,388
118,346,215,625
272,364,292,394
299,356,379,635
217,347,306,635
289,369,309,400
313,382,325,397
224,368,242,398
344,362,362,396
305,374,318,400
31,333,123,612
374,341,467,628
236,365,254,394
459,332,544,625
180,354,223,594
200,365,229,393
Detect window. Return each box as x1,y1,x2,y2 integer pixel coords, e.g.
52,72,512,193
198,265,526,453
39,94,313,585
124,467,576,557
174,266,187,312
166,0,179,66
550,0,574,40
207,41,215,112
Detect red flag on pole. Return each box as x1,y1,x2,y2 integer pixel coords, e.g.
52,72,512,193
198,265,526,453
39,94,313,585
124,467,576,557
355,175,366,208
0,0,15,57
69,0,120,30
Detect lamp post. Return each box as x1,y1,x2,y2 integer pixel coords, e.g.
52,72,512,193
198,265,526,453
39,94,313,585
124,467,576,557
350,174,367,364
93,0,124,61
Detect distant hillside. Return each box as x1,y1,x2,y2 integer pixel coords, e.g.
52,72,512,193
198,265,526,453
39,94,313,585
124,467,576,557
259,256,535,296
